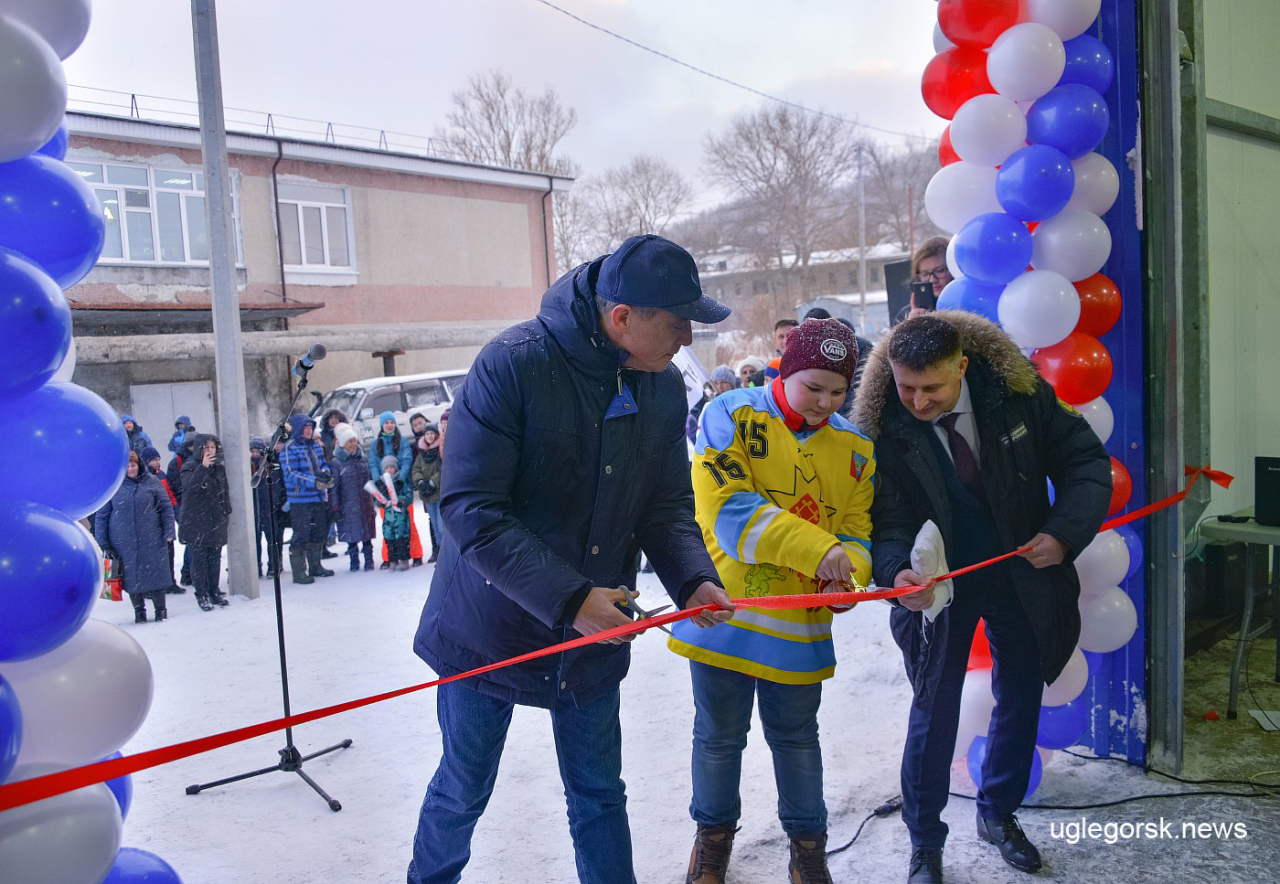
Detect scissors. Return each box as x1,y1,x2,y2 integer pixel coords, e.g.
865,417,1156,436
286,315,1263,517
617,587,673,636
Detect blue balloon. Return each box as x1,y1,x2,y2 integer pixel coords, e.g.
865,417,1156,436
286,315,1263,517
937,277,1003,323
1036,693,1091,749
1113,523,1144,580
1026,84,1111,160
0,246,71,401
1061,35,1115,94
967,735,1043,800
102,847,184,884
996,145,1076,222
953,213,1033,286
0,382,128,520
34,123,69,161
0,499,101,662
100,751,134,820
0,154,106,289
0,673,21,783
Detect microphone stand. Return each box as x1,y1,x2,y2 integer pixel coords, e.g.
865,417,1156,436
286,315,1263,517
185,361,351,811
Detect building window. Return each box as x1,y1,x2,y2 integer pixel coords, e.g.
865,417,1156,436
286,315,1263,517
67,161,240,266
276,182,353,270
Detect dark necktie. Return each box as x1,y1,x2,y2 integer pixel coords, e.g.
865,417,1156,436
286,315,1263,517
939,412,983,498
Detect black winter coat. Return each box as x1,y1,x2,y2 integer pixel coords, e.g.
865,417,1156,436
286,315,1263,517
178,433,232,547
95,472,175,595
330,447,377,543
413,255,721,708
852,310,1111,699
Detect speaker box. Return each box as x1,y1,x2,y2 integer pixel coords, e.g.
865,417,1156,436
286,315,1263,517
1203,540,1269,619
1255,456,1280,527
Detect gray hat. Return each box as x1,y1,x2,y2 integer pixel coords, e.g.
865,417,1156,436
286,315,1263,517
711,364,736,385
380,455,399,472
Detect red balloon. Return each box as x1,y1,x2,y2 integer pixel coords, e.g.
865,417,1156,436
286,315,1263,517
967,619,993,671
1032,332,1114,404
1074,273,1123,337
1109,457,1133,516
939,127,960,166
938,0,1022,48
921,46,995,120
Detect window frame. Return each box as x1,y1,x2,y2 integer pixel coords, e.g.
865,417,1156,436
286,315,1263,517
66,158,244,268
276,180,357,273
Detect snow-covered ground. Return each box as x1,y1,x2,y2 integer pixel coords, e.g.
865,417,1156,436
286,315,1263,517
89,511,1270,883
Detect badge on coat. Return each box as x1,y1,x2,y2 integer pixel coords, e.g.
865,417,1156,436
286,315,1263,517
851,450,868,481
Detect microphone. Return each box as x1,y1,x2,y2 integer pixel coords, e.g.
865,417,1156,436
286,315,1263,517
293,343,327,377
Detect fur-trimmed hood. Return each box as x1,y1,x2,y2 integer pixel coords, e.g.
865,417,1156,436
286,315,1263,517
852,310,1041,439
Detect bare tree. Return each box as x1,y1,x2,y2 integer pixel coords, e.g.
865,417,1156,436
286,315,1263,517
434,69,578,175
703,106,865,294
585,155,693,245
553,188,607,275
863,139,944,252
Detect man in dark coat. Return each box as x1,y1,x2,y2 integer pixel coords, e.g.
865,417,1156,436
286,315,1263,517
250,435,287,577
121,414,152,455
408,234,737,884
178,433,233,611
852,313,1110,884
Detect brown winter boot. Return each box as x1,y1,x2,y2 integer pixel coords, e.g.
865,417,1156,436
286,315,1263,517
788,832,832,884
686,824,737,884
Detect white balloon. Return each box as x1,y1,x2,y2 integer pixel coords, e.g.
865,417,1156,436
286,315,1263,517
1065,152,1120,216
2,620,153,767
0,16,67,163
932,21,956,54
1043,646,1088,706
924,162,1002,235
1076,395,1114,443
997,270,1081,349
50,335,77,383
1026,0,1102,41
0,0,92,59
950,94,1028,168
959,668,996,736
953,727,978,763
0,763,122,884
946,235,963,280
1074,530,1131,592
1078,586,1138,653
1031,209,1113,281
987,22,1067,103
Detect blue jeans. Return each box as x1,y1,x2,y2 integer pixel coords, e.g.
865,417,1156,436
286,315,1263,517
689,661,827,836
408,681,635,884
899,578,1043,848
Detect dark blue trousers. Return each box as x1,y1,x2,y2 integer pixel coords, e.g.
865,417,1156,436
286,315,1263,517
900,577,1044,848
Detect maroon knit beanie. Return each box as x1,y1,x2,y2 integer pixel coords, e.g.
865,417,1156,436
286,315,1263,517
779,318,859,383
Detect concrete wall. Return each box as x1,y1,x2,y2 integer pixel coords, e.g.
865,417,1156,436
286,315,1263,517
1201,0,1280,515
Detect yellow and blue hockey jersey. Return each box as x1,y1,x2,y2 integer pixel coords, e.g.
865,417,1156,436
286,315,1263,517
668,379,876,684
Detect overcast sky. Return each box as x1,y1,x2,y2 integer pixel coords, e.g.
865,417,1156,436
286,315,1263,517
64,0,945,209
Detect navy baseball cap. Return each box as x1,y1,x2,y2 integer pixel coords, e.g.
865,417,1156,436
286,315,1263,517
597,234,731,324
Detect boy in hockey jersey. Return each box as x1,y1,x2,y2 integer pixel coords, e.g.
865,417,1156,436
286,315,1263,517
669,317,875,884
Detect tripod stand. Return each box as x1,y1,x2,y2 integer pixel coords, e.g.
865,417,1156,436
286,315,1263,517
186,358,351,811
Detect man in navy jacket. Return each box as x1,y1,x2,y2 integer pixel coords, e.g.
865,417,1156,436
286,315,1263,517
853,313,1110,884
409,235,736,884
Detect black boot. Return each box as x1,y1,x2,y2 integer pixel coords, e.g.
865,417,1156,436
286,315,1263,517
908,847,943,884
208,587,229,606
195,592,213,612
131,594,147,624
152,592,168,622
290,548,314,584
977,813,1041,872
321,545,338,559
363,543,375,571
348,544,361,572
306,544,334,578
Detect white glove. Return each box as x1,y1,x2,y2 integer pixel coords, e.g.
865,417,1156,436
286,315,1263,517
911,519,953,624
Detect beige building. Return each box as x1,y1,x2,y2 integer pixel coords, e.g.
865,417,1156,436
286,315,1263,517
65,111,571,436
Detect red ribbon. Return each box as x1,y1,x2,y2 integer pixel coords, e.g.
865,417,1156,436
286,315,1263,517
0,466,1232,813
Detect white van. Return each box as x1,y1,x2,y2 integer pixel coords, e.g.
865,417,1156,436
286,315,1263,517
310,369,468,445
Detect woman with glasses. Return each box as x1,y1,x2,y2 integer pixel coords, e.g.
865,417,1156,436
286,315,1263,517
897,235,953,323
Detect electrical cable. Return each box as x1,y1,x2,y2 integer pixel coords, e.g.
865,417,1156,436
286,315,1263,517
528,0,934,143
827,795,902,856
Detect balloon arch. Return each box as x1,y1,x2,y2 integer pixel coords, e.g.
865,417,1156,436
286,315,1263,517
921,0,1148,795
